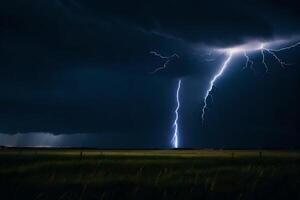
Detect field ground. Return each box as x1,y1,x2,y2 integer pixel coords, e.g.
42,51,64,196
0,149,299,200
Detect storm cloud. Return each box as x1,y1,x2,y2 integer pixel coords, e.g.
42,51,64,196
0,0,300,148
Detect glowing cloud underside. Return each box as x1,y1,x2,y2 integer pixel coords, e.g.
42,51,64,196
201,40,300,122
172,79,181,148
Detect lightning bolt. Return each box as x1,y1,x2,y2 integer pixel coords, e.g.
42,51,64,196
149,50,182,148
243,51,255,72
202,52,233,121
172,79,181,148
260,45,269,72
149,40,300,147
201,40,300,122
268,42,300,52
150,51,179,74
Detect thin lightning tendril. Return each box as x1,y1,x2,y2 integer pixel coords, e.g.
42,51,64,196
265,49,291,68
260,44,291,70
260,47,269,72
172,79,181,148
150,51,179,74
243,51,255,72
268,42,300,52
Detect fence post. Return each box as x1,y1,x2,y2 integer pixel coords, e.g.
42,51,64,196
80,151,83,160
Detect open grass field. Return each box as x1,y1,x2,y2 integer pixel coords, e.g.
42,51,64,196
0,149,299,200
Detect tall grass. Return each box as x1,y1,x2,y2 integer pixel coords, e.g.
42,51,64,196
0,149,299,199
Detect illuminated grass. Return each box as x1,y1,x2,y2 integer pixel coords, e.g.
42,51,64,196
0,149,299,200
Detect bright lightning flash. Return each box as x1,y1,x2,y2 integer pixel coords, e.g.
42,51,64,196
201,40,300,122
202,52,233,121
172,79,181,148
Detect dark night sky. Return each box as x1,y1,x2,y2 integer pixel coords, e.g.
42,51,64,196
0,0,300,148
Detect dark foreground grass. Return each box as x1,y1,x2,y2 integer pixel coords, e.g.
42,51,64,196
0,149,299,200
